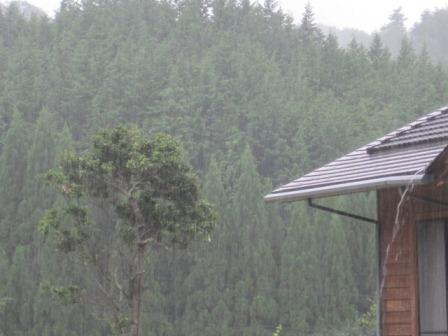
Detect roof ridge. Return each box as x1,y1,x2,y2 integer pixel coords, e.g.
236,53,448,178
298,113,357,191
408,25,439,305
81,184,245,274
366,106,448,154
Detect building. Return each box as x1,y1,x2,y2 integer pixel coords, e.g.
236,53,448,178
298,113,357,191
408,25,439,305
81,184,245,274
265,106,448,336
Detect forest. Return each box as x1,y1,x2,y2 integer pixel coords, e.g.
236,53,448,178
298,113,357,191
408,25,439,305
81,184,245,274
1,0,448,335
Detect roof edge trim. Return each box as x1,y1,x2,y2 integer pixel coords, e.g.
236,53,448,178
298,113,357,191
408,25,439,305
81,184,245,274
264,174,431,203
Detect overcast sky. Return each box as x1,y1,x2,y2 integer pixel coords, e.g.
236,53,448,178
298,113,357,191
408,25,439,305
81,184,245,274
9,0,448,33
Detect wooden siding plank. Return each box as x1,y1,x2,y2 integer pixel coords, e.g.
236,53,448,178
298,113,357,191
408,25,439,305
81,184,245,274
383,323,412,335
383,275,410,288
382,288,412,300
384,300,411,312
383,311,412,324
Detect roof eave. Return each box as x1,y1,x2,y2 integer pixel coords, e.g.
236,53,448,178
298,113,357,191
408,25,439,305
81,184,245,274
264,174,432,203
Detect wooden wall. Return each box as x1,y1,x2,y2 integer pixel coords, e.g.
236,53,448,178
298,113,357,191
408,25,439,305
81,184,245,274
378,183,448,336
378,188,419,336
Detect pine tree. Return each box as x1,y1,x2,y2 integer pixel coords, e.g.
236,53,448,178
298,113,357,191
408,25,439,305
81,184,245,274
380,7,407,56
0,110,30,261
299,3,322,45
278,204,311,334
229,146,278,335
368,34,391,70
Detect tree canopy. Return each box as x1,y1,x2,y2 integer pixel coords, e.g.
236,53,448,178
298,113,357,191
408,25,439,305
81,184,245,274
39,126,215,335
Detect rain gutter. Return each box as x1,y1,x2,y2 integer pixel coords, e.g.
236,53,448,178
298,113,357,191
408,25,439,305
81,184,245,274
264,174,430,203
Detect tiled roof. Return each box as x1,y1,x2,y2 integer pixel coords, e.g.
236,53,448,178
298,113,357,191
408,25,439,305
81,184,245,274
367,109,448,153
265,106,448,202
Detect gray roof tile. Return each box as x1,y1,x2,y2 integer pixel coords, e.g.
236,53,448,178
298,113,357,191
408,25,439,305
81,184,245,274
265,106,448,202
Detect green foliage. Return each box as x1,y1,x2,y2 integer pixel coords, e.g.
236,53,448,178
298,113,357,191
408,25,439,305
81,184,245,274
357,303,378,334
40,282,81,305
39,125,215,334
272,324,282,336
42,126,215,248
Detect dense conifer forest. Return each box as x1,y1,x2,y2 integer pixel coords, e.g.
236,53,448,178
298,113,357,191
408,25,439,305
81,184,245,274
1,1,448,335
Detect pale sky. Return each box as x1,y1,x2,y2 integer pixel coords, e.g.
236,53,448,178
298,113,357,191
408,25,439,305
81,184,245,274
10,0,448,33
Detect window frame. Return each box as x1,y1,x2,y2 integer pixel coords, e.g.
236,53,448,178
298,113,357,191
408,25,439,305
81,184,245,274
417,219,448,336
414,210,448,336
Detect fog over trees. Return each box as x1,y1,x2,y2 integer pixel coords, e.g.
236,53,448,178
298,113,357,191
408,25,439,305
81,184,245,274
323,6,448,64
0,1,448,335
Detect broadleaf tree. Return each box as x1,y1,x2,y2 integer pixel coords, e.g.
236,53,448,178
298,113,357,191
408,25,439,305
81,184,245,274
39,125,215,336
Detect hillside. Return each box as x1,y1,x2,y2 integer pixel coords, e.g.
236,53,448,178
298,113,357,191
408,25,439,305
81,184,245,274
319,24,372,47
0,0,46,19
325,7,448,65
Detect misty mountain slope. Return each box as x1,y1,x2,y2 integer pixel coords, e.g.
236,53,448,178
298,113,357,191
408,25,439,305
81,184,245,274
319,24,372,47
0,0,46,19
411,8,448,64
320,7,448,66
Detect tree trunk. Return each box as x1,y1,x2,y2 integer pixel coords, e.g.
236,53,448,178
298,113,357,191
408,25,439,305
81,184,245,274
129,244,145,336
